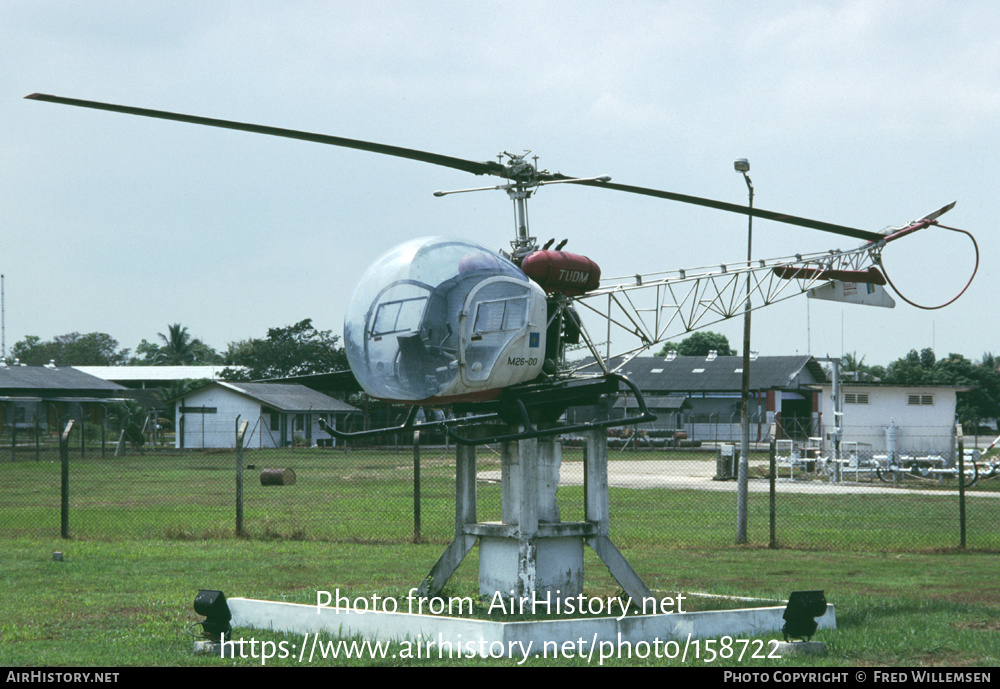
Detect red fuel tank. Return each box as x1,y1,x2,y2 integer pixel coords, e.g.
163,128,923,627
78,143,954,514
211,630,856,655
520,250,602,296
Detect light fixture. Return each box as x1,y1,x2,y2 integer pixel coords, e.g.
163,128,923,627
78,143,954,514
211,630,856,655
781,590,827,642
194,589,232,642
734,158,754,544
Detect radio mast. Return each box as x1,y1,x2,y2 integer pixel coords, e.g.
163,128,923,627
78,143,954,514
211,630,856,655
2,274,6,360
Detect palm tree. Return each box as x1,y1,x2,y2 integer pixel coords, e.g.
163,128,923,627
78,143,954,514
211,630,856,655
980,352,1000,373
141,324,219,365
154,324,194,365
841,351,867,381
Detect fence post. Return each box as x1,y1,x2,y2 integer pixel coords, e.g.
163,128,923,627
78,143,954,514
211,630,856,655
413,430,421,543
236,417,248,537
769,423,777,549
60,420,75,539
957,424,966,549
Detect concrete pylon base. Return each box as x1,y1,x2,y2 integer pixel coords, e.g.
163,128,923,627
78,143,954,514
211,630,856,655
479,535,584,601
418,428,652,605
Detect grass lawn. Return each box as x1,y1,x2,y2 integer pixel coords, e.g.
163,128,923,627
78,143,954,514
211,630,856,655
2,445,998,667
1,537,998,667
4,446,997,550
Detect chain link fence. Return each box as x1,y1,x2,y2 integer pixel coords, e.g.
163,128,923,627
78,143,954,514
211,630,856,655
2,420,997,552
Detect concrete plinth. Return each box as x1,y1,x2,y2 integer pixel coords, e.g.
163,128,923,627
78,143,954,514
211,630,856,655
772,640,827,656
227,596,837,661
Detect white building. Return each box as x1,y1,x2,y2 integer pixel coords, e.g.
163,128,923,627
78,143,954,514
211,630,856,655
815,383,969,456
174,381,359,449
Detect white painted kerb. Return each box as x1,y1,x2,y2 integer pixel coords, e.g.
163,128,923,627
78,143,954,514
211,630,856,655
227,597,836,659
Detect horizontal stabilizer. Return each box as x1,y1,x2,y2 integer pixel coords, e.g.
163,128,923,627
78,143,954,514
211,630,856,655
808,280,896,308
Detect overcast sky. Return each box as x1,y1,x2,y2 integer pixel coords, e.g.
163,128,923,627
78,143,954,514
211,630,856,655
2,1,996,368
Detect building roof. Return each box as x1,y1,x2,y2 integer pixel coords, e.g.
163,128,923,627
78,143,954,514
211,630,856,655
810,381,973,391
0,364,129,397
578,354,827,393
74,365,241,385
258,369,362,393
213,381,359,413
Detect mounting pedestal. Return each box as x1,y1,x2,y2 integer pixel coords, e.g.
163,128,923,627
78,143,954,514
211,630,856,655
417,427,652,603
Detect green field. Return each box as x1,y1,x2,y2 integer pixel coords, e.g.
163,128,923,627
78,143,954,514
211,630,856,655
2,445,998,667
3,446,997,550
1,538,998,667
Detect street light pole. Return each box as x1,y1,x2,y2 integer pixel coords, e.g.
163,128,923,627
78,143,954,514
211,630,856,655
735,158,753,545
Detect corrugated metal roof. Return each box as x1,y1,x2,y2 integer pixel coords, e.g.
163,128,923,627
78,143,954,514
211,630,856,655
0,365,127,393
613,394,691,410
257,369,362,392
217,382,359,412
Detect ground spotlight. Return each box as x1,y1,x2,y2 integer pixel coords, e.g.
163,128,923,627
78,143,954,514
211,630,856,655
781,590,827,642
194,589,232,642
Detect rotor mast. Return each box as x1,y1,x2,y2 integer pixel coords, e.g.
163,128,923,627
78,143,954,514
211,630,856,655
435,150,612,262
507,153,537,259
498,151,539,261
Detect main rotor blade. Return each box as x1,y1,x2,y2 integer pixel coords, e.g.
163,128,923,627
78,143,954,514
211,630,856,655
550,175,885,243
24,92,894,244
25,93,505,178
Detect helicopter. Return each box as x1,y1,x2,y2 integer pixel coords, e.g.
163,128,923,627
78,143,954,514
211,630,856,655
25,93,978,444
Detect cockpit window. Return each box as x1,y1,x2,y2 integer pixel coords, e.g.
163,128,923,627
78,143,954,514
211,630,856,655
371,296,427,337
473,296,528,334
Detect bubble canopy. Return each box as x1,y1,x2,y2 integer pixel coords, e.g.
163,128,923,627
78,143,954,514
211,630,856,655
345,236,544,402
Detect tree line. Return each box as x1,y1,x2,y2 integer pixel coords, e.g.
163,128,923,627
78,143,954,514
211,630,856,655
10,325,1000,428
9,318,347,381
